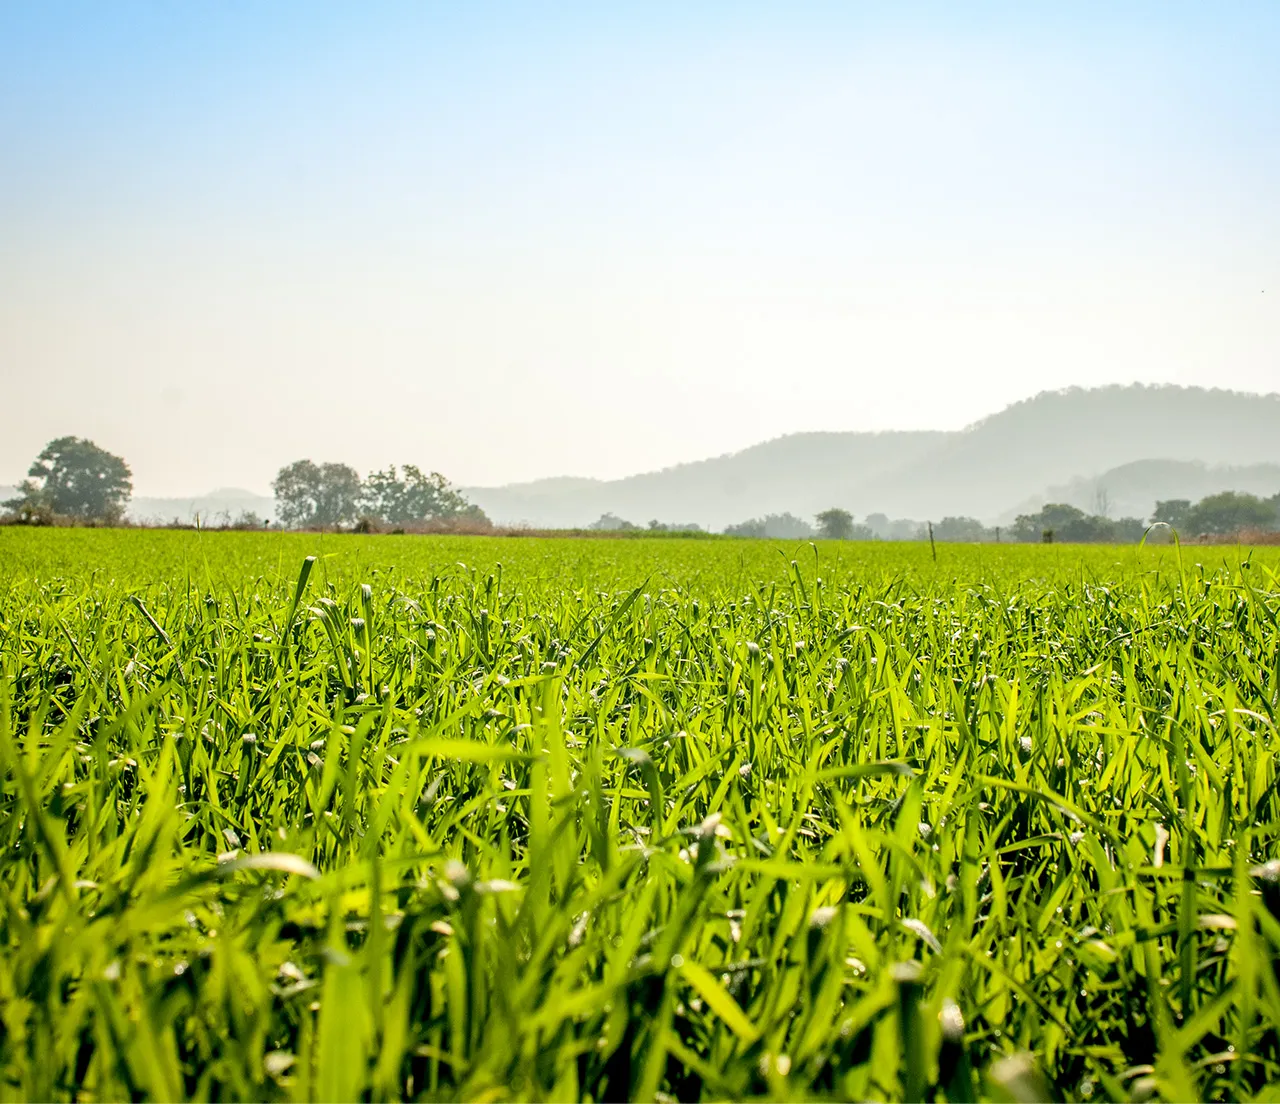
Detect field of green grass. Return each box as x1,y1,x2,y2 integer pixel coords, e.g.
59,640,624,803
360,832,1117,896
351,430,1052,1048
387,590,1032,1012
3,529,1280,1101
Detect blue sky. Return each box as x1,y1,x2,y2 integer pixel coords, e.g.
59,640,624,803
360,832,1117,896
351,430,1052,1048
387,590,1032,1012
2,2,1277,494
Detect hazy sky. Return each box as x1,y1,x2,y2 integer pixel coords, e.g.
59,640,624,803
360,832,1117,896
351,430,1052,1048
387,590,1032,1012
3,2,1278,496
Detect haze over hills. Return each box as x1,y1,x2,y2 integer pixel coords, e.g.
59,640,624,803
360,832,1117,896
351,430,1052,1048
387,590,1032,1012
6,385,1280,530
877,386,1280,523
461,385,1280,528
461,431,948,531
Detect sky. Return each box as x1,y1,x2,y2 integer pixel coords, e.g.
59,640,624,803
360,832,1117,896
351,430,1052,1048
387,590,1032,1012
2,2,1278,496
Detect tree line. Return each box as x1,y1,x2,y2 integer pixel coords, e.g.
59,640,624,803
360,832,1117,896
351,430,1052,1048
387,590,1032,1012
1150,492,1280,537
0,437,486,531
1005,492,1280,543
270,460,487,530
648,491,1280,543
6,435,1280,540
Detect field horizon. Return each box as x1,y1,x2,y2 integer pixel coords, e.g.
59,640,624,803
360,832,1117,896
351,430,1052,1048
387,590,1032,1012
8,382,1280,534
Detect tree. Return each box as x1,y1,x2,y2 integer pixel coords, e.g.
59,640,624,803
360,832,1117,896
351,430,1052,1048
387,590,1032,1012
361,465,475,525
933,516,991,542
271,460,362,529
1112,516,1148,542
723,518,766,538
1012,503,1145,543
1182,491,1278,536
864,513,889,538
815,508,856,540
5,436,132,522
645,520,705,533
1152,499,1192,529
588,513,638,531
1012,504,1076,542
724,513,815,539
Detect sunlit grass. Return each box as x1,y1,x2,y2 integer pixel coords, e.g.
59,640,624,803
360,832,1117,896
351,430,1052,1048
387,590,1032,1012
2,529,1280,1100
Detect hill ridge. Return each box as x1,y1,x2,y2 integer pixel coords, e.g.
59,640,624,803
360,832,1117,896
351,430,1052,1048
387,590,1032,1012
8,385,1280,529
463,384,1280,527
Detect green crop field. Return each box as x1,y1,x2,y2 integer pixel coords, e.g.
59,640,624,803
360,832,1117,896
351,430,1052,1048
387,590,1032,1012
3,529,1280,1101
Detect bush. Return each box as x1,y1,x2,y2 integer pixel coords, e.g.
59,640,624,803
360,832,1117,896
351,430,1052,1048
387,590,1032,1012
1,499,57,526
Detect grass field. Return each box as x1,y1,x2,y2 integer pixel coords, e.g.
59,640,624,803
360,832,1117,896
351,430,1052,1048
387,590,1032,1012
3,529,1280,1101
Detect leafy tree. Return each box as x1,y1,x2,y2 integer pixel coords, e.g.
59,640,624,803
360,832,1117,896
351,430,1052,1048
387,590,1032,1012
864,513,928,540
1115,517,1148,541
272,460,363,529
1012,503,1145,543
1012,504,1083,542
724,513,815,539
933,516,991,542
588,513,638,531
864,513,890,536
1152,499,1192,529
4,436,132,522
453,503,492,527
1182,491,1278,536
361,465,475,525
763,513,816,538
815,508,859,540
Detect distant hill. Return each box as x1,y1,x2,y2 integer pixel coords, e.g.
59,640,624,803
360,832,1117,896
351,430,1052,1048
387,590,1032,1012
462,431,948,530
8,385,1280,530
869,385,1280,522
466,385,1280,527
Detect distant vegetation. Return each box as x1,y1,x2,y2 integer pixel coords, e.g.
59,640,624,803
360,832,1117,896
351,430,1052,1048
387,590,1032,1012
587,514,707,534
1153,491,1280,537
0,441,489,533
1009,504,1146,544
7,400,1280,545
271,460,487,531
729,492,1280,545
3,436,132,524
588,512,639,532
1035,459,1280,522
723,513,816,539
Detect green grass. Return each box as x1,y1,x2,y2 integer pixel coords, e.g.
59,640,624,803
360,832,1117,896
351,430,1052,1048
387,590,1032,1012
3,528,1280,1100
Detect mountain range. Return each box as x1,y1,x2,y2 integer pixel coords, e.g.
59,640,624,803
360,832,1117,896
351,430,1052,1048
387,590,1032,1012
462,384,1280,528
5,385,1280,529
